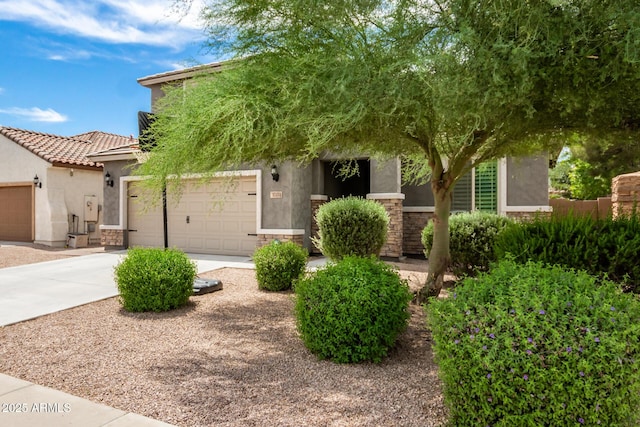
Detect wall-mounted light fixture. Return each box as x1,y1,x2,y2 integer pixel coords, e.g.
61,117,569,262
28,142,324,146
271,165,279,182
105,172,114,187
33,174,42,188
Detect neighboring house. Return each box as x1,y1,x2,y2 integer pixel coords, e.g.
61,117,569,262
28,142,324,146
0,126,135,246
92,63,551,258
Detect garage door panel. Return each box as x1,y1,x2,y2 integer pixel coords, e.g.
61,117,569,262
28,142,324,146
204,221,222,233
128,177,257,255
0,186,33,241
222,221,240,232
240,179,256,192
223,240,240,252
166,176,257,256
127,183,164,248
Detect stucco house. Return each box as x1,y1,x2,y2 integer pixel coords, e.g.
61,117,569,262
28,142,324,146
0,126,135,246
92,63,551,258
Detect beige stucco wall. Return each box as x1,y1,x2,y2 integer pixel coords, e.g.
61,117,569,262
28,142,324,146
0,135,50,184
0,135,104,246
44,167,104,246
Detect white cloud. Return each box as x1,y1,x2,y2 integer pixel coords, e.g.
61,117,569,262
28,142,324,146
46,48,93,61
0,107,68,123
0,0,207,49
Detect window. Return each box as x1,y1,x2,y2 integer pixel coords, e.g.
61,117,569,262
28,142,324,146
452,171,472,212
474,160,497,212
450,160,498,213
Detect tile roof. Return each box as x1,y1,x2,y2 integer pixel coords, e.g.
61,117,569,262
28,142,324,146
0,126,136,169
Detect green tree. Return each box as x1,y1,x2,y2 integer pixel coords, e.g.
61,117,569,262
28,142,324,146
568,158,611,199
571,135,640,194
549,159,572,198
550,157,610,200
141,0,640,301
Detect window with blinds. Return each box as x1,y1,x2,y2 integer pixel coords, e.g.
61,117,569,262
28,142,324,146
451,170,472,212
449,160,498,213
474,160,498,212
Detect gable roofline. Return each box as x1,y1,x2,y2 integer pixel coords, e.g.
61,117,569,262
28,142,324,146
87,144,142,162
137,60,240,87
0,126,136,169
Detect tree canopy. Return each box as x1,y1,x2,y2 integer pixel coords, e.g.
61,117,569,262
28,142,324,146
142,0,640,299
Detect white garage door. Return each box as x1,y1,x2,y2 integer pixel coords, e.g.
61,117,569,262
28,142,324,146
128,177,258,256
167,176,258,255
127,182,164,248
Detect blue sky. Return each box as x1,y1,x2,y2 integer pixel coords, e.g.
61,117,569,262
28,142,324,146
0,0,218,138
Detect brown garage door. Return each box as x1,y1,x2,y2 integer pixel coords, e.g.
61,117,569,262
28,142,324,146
0,186,33,242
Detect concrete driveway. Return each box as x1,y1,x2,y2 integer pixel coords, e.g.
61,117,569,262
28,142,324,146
0,251,255,327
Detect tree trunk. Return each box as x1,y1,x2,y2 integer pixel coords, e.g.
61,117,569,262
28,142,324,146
416,182,452,303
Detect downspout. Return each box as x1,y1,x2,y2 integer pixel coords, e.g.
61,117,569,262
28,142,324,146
162,186,168,248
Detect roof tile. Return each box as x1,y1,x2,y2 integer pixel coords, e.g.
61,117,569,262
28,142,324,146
0,126,136,168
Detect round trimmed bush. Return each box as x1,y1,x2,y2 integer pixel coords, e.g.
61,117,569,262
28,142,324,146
422,211,513,277
253,240,308,291
114,247,196,312
428,259,640,426
313,196,389,261
295,256,412,363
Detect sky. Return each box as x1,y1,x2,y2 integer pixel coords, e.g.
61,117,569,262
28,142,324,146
0,0,219,138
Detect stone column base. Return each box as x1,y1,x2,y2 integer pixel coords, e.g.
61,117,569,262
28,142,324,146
402,210,434,255
612,171,640,218
367,193,404,259
257,232,305,248
100,228,124,248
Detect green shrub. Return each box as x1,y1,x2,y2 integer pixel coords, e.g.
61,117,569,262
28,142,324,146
253,240,308,291
313,196,389,261
295,256,412,363
428,259,640,426
422,211,513,277
114,247,196,312
495,214,640,292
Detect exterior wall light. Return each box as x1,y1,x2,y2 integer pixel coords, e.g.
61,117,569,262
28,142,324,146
105,172,114,187
33,174,42,188
271,165,279,182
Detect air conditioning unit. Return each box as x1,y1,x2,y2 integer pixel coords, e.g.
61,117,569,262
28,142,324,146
67,233,88,248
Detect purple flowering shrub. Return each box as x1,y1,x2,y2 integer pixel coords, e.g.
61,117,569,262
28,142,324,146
427,259,640,426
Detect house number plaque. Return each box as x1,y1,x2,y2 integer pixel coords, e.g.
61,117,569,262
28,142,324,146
270,191,283,199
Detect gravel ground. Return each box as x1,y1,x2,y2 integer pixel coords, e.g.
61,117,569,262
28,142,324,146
0,242,105,268
0,244,448,426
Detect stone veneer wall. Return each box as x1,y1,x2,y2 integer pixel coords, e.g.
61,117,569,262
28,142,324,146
257,233,304,248
402,211,433,255
367,194,404,259
101,229,124,247
612,171,640,218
